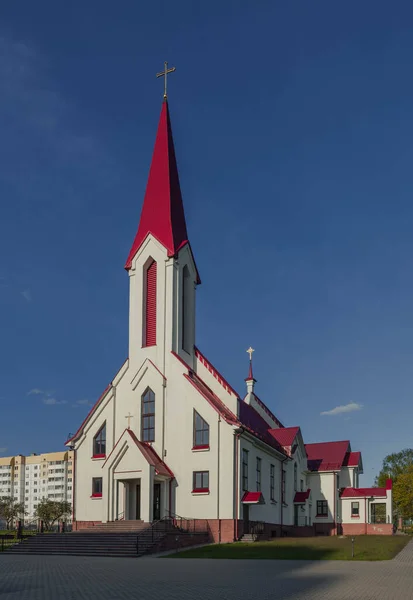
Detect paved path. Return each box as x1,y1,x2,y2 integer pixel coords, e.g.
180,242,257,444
0,544,413,600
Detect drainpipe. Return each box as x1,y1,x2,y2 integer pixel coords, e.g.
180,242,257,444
365,497,367,534
234,429,243,541
72,449,76,527
333,472,336,536
217,415,221,543
280,456,288,534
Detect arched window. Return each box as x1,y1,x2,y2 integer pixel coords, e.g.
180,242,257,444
294,462,298,492
144,260,157,347
182,265,191,353
141,388,155,442
93,423,106,457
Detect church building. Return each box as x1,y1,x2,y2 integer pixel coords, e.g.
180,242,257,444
66,95,393,540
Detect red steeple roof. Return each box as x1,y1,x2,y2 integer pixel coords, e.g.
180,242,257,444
125,100,189,269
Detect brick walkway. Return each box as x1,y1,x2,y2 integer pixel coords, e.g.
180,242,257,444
0,543,412,600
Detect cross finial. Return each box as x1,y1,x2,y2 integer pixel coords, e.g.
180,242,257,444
125,412,133,429
246,346,255,361
156,61,176,99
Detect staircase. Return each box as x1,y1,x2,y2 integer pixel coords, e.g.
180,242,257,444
5,521,149,558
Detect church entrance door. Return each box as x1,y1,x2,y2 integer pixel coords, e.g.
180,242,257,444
153,483,161,521
136,484,141,520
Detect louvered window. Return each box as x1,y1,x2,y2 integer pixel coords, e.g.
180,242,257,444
144,260,157,347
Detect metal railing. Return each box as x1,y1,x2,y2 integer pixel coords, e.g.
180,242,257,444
245,520,265,535
136,512,210,556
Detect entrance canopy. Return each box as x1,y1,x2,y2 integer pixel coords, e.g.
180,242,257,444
241,491,265,504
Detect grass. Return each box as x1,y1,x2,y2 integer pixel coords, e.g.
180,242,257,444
166,535,410,561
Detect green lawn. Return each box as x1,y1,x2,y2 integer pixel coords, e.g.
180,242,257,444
167,535,410,561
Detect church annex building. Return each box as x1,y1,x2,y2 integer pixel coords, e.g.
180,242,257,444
66,99,393,541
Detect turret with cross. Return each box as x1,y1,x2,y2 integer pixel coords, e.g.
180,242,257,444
245,346,257,396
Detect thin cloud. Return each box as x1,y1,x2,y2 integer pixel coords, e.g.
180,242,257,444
27,388,44,395
0,448,7,454
320,402,363,416
43,397,67,406
72,399,93,408
21,289,32,302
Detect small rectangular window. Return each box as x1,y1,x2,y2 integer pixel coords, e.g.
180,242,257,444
316,500,328,517
192,471,209,492
256,457,261,492
270,464,275,501
351,501,359,517
92,477,103,497
193,411,209,448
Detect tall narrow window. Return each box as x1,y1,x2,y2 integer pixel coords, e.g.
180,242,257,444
141,388,155,442
351,502,359,517
242,450,249,491
282,469,286,504
144,260,157,347
193,411,209,449
93,423,106,457
256,457,261,492
182,266,192,353
270,464,275,501
294,463,297,492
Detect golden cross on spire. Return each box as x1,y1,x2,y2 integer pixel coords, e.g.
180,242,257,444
156,61,176,99
246,347,255,361
125,412,133,429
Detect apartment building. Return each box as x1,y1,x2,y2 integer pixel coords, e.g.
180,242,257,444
0,451,74,522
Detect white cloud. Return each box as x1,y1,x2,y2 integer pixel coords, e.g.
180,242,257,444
27,388,44,395
320,402,363,416
21,289,32,302
43,397,67,406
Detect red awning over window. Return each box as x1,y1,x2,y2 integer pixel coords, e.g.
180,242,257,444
293,489,311,503
241,491,265,504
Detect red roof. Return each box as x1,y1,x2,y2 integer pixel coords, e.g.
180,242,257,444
183,371,239,426
305,440,350,471
343,451,361,467
238,400,285,455
241,491,264,504
127,430,173,477
125,100,196,274
294,489,311,503
341,487,387,498
270,426,300,447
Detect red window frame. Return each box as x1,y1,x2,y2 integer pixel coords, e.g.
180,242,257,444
91,477,102,498
193,410,209,449
93,423,106,458
192,471,209,493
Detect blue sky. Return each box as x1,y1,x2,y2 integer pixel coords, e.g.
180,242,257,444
1,1,413,484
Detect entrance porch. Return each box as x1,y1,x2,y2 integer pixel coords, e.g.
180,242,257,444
102,428,173,524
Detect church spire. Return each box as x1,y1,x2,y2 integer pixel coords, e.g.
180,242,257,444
245,346,256,397
125,99,189,269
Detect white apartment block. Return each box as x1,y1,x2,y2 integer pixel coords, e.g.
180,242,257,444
0,451,74,523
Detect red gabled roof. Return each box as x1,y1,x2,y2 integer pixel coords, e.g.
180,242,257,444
184,371,239,426
65,359,128,445
103,429,173,478
238,400,286,456
294,489,311,503
305,440,350,471
125,100,196,274
341,487,387,498
195,347,240,397
343,451,361,468
269,426,300,448
127,430,173,478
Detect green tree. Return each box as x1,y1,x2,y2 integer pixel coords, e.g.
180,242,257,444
393,466,413,521
375,449,413,488
0,496,26,529
34,499,71,531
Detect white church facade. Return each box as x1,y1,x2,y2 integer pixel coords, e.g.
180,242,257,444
66,99,393,540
